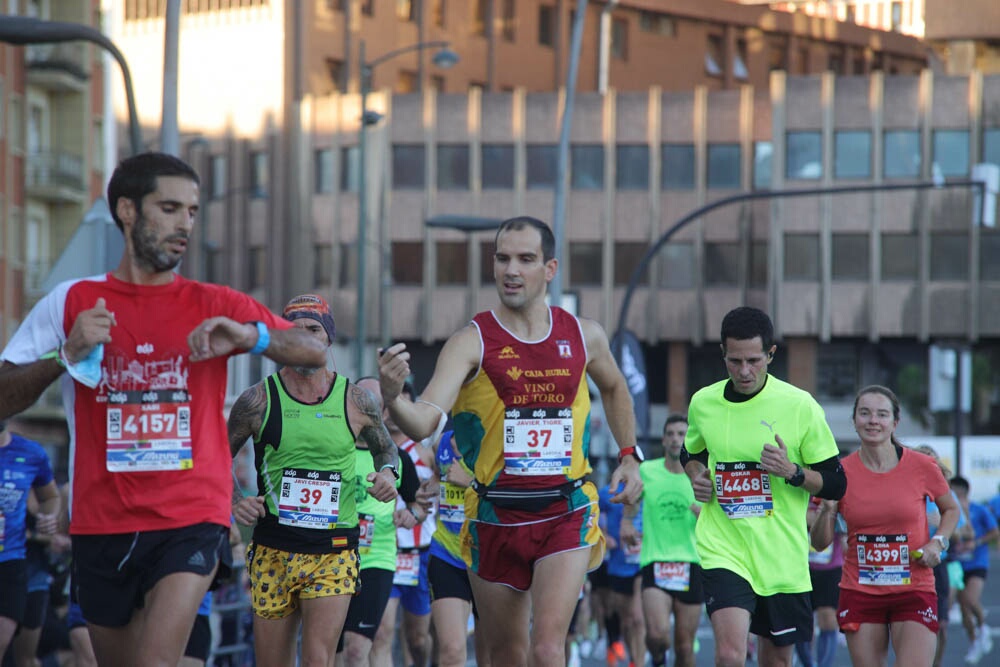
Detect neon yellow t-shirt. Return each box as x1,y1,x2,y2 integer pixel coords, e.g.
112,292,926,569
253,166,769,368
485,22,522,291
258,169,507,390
685,376,838,595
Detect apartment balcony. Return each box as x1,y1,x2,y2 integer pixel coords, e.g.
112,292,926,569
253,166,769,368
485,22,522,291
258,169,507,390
26,151,87,204
26,43,89,92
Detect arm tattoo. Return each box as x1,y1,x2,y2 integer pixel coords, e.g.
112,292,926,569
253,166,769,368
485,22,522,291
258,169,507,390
351,385,399,472
228,382,266,458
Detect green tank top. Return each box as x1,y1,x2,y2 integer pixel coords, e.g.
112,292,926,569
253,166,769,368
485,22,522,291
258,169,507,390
250,372,359,553
354,446,401,571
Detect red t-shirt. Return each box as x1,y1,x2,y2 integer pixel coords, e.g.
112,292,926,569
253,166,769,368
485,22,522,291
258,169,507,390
839,448,950,595
2,273,292,535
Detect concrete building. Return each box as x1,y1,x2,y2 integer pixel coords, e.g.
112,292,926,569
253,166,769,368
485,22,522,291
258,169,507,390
94,1,1000,443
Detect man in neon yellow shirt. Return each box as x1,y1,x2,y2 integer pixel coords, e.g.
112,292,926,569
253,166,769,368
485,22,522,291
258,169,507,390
682,307,846,667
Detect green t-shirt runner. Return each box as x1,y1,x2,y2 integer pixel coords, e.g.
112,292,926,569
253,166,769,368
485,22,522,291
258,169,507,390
638,459,700,568
685,376,839,596
354,445,402,572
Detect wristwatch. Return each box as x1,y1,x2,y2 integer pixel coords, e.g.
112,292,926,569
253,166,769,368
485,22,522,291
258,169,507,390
617,445,645,464
379,463,400,480
932,534,950,550
784,463,806,487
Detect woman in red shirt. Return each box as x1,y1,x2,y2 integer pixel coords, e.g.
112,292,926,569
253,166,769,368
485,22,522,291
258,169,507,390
812,385,959,667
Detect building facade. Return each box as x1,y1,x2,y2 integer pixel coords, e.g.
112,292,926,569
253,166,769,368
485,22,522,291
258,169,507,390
0,0,109,455
94,1,1000,442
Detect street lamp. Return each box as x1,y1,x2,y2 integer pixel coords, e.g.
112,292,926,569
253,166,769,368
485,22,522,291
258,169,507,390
354,39,459,377
0,16,142,156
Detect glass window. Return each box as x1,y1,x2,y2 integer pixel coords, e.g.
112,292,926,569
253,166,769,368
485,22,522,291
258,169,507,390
662,143,695,190
437,144,469,190
984,128,1000,167
930,232,968,280
396,71,417,93
705,242,740,286
614,242,649,286
538,5,554,46
891,1,902,30
786,131,822,180
361,0,374,15
834,131,871,179
750,240,768,287
933,129,969,178
481,144,514,189
437,241,469,284
248,247,266,289
982,232,1000,281
313,243,332,286
611,17,628,60
339,242,358,287
391,241,424,285
660,242,695,289
734,39,749,80
881,232,917,280
396,0,414,21
753,141,772,190
706,35,723,77
480,240,495,285
393,144,425,189
816,343,858,399
569,242,602,286
500,0,515,40
784,233,820,280
526,144,557,189
431,0,445,27
571,144,604,190
341,146,359,192
473,0,487,35
616,144,649,190
707,143,741,189
210,155,227,199
884,130,921,178
250,151,268,198
315,148,334,194
832,233,869,280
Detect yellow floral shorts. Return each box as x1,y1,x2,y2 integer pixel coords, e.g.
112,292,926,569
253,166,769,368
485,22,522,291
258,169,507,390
246,543,358,619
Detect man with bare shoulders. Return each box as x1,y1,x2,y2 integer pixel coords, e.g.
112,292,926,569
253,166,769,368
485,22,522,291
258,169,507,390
0,153,327,667
378,215,643,667
227,295,399,667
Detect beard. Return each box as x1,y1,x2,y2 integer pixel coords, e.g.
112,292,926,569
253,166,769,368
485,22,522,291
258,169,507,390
131,213,184,272
292,365,322,376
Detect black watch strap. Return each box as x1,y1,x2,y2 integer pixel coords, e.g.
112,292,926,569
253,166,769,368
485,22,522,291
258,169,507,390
785,463,806,487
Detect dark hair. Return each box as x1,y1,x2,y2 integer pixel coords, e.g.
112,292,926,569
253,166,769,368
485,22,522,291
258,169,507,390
494,216,556,262
663,414,688,434
852,384,903,447
107,152,200,231
720,307,774,350
950,475,970,493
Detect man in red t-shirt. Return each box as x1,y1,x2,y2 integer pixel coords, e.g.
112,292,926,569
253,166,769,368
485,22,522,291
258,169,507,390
0,153,326,667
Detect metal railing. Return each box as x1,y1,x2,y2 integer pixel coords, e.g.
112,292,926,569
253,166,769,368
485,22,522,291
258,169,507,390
25,42,88,79
26,151,85,191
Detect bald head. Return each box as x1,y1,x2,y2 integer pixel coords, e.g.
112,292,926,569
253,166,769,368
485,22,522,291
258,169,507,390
356,377,383,411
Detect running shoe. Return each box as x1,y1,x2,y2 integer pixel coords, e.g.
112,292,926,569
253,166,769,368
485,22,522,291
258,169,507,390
965,640,983,664
607,640,627,667
978,624,993,654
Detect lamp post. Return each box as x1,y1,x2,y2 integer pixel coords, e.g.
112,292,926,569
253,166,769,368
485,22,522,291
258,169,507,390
354,39,459,377
0,16,142,156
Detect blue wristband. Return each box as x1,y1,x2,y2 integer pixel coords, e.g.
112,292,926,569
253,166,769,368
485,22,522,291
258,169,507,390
248,321,270,355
